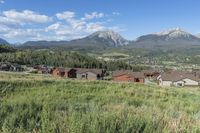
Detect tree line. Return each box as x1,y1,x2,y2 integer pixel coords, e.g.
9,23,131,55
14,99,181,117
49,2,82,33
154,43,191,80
0,44,16,53
0,49,133,71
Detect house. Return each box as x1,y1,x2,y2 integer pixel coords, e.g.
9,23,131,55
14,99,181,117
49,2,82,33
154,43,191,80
52,67,65,77
0,63,24,72
142,70,160,78
0,63,11,71
10,64,25,72
41,66,53,74
52,68,77,78
112,70,145,83
157,71,200,87
33,65,53,74
76,68,104,80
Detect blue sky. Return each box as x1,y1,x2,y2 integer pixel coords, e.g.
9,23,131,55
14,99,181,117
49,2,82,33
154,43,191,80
0,0,200,43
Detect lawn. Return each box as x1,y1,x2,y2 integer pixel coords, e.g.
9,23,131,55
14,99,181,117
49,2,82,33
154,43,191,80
1,72,200,133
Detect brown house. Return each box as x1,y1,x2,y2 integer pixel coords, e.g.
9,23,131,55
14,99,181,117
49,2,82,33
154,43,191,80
112,70,145,83
76,68,104,80
52,68,77,78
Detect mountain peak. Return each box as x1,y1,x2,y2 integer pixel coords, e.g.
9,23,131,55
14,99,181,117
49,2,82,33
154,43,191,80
155,28,188,35
88,30,129,47
153,28,196,41
134,28,200,48
89,30,123,40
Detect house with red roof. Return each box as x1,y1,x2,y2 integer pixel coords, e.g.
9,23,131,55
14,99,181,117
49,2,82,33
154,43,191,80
112,70,145,83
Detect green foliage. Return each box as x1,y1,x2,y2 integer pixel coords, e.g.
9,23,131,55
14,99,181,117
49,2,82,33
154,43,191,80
0,44,16,53
1,73,200,132
0,50,132,70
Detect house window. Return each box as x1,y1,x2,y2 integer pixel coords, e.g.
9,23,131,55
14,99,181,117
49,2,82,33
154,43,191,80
177,83,183,87
135,78,140,82
82,75,85,78
60,72,65,77
97,74,101,80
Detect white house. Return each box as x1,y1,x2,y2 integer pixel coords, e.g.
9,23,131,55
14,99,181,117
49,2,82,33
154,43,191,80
157,72,200,87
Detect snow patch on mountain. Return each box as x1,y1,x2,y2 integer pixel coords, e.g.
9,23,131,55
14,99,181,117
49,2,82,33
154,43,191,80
89,30,129,46
154,28,194,40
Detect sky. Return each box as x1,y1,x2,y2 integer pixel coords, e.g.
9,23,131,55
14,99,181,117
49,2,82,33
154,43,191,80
0,0,200,43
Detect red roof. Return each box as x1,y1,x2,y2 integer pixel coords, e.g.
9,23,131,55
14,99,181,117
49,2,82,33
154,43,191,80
113,70,145,78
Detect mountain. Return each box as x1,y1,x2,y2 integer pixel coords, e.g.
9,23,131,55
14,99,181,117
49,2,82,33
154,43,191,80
196,33,200,38
87,30,129,47
19,28,200,51
19,30,129,50
0,44,16,53
22,40,69,49
154,28,197,41
131,28,200,48
0,38,9,45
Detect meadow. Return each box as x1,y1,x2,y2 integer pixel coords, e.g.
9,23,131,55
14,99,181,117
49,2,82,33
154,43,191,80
1,72,200,133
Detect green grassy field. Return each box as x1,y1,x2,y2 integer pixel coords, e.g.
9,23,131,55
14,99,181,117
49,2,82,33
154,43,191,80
1,72,200,133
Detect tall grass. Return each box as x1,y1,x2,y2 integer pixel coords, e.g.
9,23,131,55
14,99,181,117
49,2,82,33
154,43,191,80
1,72,200,132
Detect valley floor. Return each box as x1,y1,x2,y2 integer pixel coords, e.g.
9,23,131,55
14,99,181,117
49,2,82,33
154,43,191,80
1,72,200,133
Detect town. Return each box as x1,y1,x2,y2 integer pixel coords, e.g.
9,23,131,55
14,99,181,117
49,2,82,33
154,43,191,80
1,62,200,87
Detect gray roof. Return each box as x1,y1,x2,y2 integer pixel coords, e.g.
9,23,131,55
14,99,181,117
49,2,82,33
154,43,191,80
160,71,200,82
76,68,103,75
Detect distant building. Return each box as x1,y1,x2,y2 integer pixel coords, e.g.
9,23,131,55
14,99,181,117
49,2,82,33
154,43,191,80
76,68,105,80
52,68,77,78
0,63,10,71
112,70,145,83
0,63,24,72
10,64,25,72
33,65,53,74
157,71,200,87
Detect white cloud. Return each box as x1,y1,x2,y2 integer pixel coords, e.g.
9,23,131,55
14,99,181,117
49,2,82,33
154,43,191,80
56,11,86,31
82,12,104,20
86,22,105,33
0,25,10,34
0,16,20,26
0,10,123,42
2,10,52,24
3,28,41,38
0,0,4,4
46,22,61,31
112,12,120,16
56,11,75,20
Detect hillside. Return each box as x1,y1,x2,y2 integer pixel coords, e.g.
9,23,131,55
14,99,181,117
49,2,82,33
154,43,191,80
0,50,132,70
129,28,200,49
0,44,16,53
19,30,129,51
18,28,200,51
1,72,200,132
0,38,9,45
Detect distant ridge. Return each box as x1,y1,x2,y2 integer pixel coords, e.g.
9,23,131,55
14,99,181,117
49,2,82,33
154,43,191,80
0,38,9,45
19,30,129,50
130,28,200,48
18,28,200,50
